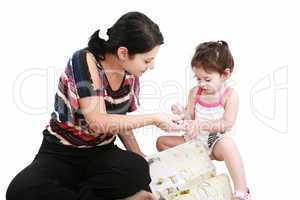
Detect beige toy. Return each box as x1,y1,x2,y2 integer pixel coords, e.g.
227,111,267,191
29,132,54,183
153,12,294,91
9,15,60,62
147,140,233,200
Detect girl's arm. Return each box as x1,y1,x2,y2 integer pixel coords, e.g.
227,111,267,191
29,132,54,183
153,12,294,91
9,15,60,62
198,89,239,133
184,86,198,120
172,86,197,120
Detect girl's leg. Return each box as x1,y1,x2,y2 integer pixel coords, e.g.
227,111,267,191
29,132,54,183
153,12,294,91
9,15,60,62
156,136,185,151
211,137,248,194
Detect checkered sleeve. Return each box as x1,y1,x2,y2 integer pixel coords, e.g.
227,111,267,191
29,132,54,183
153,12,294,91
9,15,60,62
70,50,105,98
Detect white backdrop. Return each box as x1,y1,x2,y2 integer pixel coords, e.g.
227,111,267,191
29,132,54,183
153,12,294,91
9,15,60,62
0,0,298,199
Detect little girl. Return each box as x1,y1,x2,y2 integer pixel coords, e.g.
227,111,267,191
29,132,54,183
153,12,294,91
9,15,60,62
156,41,252,200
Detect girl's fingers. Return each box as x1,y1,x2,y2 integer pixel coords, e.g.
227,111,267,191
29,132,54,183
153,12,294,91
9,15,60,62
171,104,184,115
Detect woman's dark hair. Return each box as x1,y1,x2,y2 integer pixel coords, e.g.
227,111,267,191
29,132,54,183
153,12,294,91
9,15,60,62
88,11,164,60
191,40,234,74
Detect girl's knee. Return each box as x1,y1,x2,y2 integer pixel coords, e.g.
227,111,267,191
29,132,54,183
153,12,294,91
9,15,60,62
156,136,166,151
212,137,235,161
217,137,235,149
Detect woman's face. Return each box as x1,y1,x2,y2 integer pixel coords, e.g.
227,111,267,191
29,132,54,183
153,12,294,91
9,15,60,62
122,46,160,77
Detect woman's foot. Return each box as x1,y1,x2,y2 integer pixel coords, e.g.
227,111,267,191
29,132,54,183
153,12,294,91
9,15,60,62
123,190,157,200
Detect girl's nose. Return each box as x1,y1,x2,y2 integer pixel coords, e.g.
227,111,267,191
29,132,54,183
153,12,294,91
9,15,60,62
199,82,206,87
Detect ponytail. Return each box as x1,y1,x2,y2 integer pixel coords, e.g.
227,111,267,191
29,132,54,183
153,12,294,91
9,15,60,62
87,29,107,60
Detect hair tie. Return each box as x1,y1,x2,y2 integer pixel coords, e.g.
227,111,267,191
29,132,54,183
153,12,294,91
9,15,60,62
98,28,109,41
217,40,228,47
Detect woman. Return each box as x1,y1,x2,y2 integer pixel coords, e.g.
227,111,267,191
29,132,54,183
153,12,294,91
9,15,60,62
6,12,184,200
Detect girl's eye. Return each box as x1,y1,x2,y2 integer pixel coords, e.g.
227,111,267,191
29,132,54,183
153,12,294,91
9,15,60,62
205,79,211,82
145,60,151,64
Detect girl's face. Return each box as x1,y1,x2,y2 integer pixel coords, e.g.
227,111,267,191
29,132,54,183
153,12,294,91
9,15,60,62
193,66,229,95
121,46,160,77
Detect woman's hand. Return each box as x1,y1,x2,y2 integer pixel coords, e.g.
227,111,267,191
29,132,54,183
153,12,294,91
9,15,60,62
153,113,186,132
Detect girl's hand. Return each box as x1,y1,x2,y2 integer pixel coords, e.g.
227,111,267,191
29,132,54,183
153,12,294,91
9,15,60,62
183,120,200,140
171,103,185,117
154,113,186,132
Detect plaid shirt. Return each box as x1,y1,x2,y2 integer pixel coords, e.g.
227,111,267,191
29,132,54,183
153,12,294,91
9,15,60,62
44,49,140,148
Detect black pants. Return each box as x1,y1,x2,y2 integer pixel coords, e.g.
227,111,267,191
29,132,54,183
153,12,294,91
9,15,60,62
6,137,151,200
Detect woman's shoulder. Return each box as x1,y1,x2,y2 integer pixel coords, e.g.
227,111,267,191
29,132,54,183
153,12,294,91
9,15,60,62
71,48,96,63
69,48,101,72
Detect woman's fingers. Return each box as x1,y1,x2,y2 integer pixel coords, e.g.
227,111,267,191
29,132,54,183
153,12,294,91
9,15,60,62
169,112,186,125
155,113,187,132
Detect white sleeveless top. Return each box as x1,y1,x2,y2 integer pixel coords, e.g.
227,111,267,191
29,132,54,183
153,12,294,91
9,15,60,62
194,86,232,134
184,87,233,152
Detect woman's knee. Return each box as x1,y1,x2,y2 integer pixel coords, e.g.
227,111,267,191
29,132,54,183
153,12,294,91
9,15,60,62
6,177,19,200
128,152,150,181
6,165,76,200
6,172,31,200
110,152,151,198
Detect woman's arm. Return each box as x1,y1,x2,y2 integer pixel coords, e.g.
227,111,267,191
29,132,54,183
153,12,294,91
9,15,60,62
118,130,145,157
79,95,182,135
78,52,184,136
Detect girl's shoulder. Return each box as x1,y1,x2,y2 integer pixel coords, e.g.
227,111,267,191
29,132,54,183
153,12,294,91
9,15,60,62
223,87,239,107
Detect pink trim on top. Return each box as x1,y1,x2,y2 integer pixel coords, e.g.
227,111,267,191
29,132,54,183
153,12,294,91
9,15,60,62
195,87,232,108
219,87,232,107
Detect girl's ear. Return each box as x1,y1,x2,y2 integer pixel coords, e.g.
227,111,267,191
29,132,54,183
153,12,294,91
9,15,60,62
117,47,129,61
222,68,232,80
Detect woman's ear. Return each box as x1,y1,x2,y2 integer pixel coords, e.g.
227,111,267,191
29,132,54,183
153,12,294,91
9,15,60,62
117,47,129,61
222,68,232,80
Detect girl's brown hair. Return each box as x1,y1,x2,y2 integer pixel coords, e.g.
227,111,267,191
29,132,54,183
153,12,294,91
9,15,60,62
191,40,234,74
